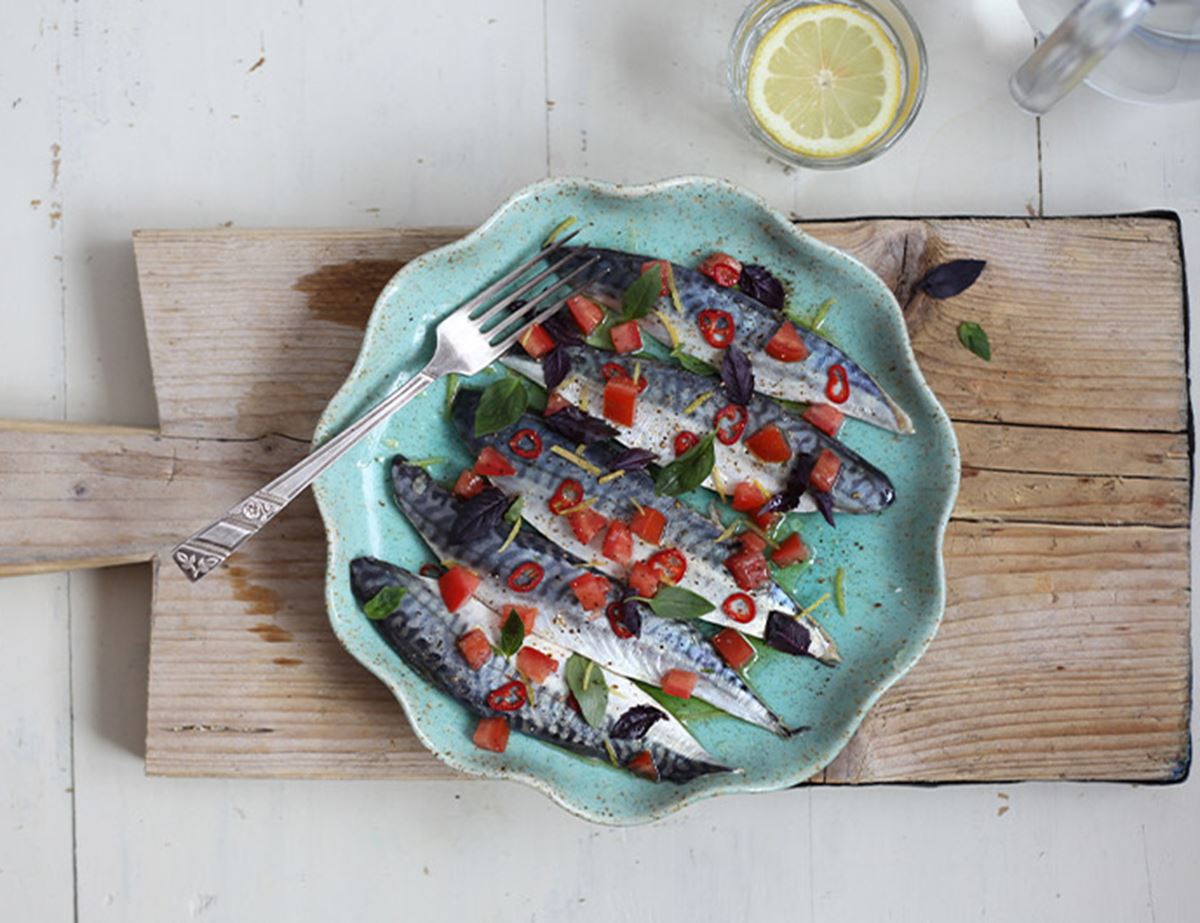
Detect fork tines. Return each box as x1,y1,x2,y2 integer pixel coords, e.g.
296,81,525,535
462,231,599,349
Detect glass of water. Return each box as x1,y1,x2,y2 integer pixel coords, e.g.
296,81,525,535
728,0,928,169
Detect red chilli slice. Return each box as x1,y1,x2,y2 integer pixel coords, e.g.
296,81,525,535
722,592,756,624
508,428,542,460
507,562,544,593
486,680,528,712
548,478,584,515
697,309,735,349
674,431,700,456
825,363,850,404
713,403,748,445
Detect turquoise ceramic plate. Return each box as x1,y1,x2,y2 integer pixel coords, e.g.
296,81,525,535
312,176,959,824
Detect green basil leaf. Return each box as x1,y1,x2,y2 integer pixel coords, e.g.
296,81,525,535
496,609,526,658
474,377,528,436
565,653,608,729
654,432,715,497
584,316,615,351
670,348,718,377
957,321,991,361
621,267,664,321
363,585,406,621
646,585,713,620
504,496,524,524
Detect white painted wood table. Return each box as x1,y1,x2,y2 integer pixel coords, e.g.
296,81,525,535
1,1,1196,920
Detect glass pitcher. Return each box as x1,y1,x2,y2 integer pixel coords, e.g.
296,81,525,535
1011,0,1200,112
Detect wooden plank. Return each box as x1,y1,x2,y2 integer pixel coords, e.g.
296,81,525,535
822,521,1191,783
0,426,307,575
2,217,1187,782
904,217,1187,433
133,229,454,440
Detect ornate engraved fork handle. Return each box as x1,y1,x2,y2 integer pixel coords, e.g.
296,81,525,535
172,368,438,581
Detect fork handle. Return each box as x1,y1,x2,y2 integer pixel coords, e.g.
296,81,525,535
171,367,437,581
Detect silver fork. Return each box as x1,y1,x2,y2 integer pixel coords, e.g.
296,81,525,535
171,236,598,582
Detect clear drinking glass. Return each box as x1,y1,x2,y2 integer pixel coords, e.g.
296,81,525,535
728,0,927,169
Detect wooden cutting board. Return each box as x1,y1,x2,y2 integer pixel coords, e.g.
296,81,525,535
0,216,1190,783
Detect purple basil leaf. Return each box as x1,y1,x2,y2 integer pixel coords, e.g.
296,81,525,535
765,610,813,656
449,487,509,545
542,345,572,391
918,259,986,299
609,704,667,740
541,308,583,345
608,447,657,472
610,596,643,638
542,405,618,445
721,345,755,406
738,264,785,310
813,490,836,528
761,451,818,514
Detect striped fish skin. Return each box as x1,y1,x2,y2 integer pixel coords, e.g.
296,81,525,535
388,457,792,737
503,346,895,515
349,557,730,783
450,389,839,663
561,246,913,435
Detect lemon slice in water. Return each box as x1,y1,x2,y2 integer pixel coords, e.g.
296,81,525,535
747,4,903,159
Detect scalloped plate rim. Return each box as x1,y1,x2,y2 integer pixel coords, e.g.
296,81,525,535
311,174,960,824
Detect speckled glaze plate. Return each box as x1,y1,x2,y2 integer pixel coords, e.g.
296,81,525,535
312,176,959,824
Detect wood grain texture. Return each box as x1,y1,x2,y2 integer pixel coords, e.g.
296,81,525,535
2,217,1190,783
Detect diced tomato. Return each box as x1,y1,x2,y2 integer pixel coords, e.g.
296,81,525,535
628,561,660,598
698,252,743,288
474,446,516,477
473,716,510,753
724,547,771,591
600,362,649,393
627,750,659,781
648,548,687,585
610,319,643,355
803,402,844,437
810,449,842,494
544,391,571,416
745,424,791,464
570,573,612,611
566,507,608,544
661,668,698,699
629,506,666,545
453,469,487,499
753,509,781,532
456,628,492,671
731,480,768,513
603,377,639,427
566,294,605,335
601,520,634,565
764,320,810,362
739,532,767,554
516,646,559,684
640,260,672,295
771,532,810,567
712,628,756,670
438,565,480,612
519,322,556,359
506,605,538,635
567,507,609,544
